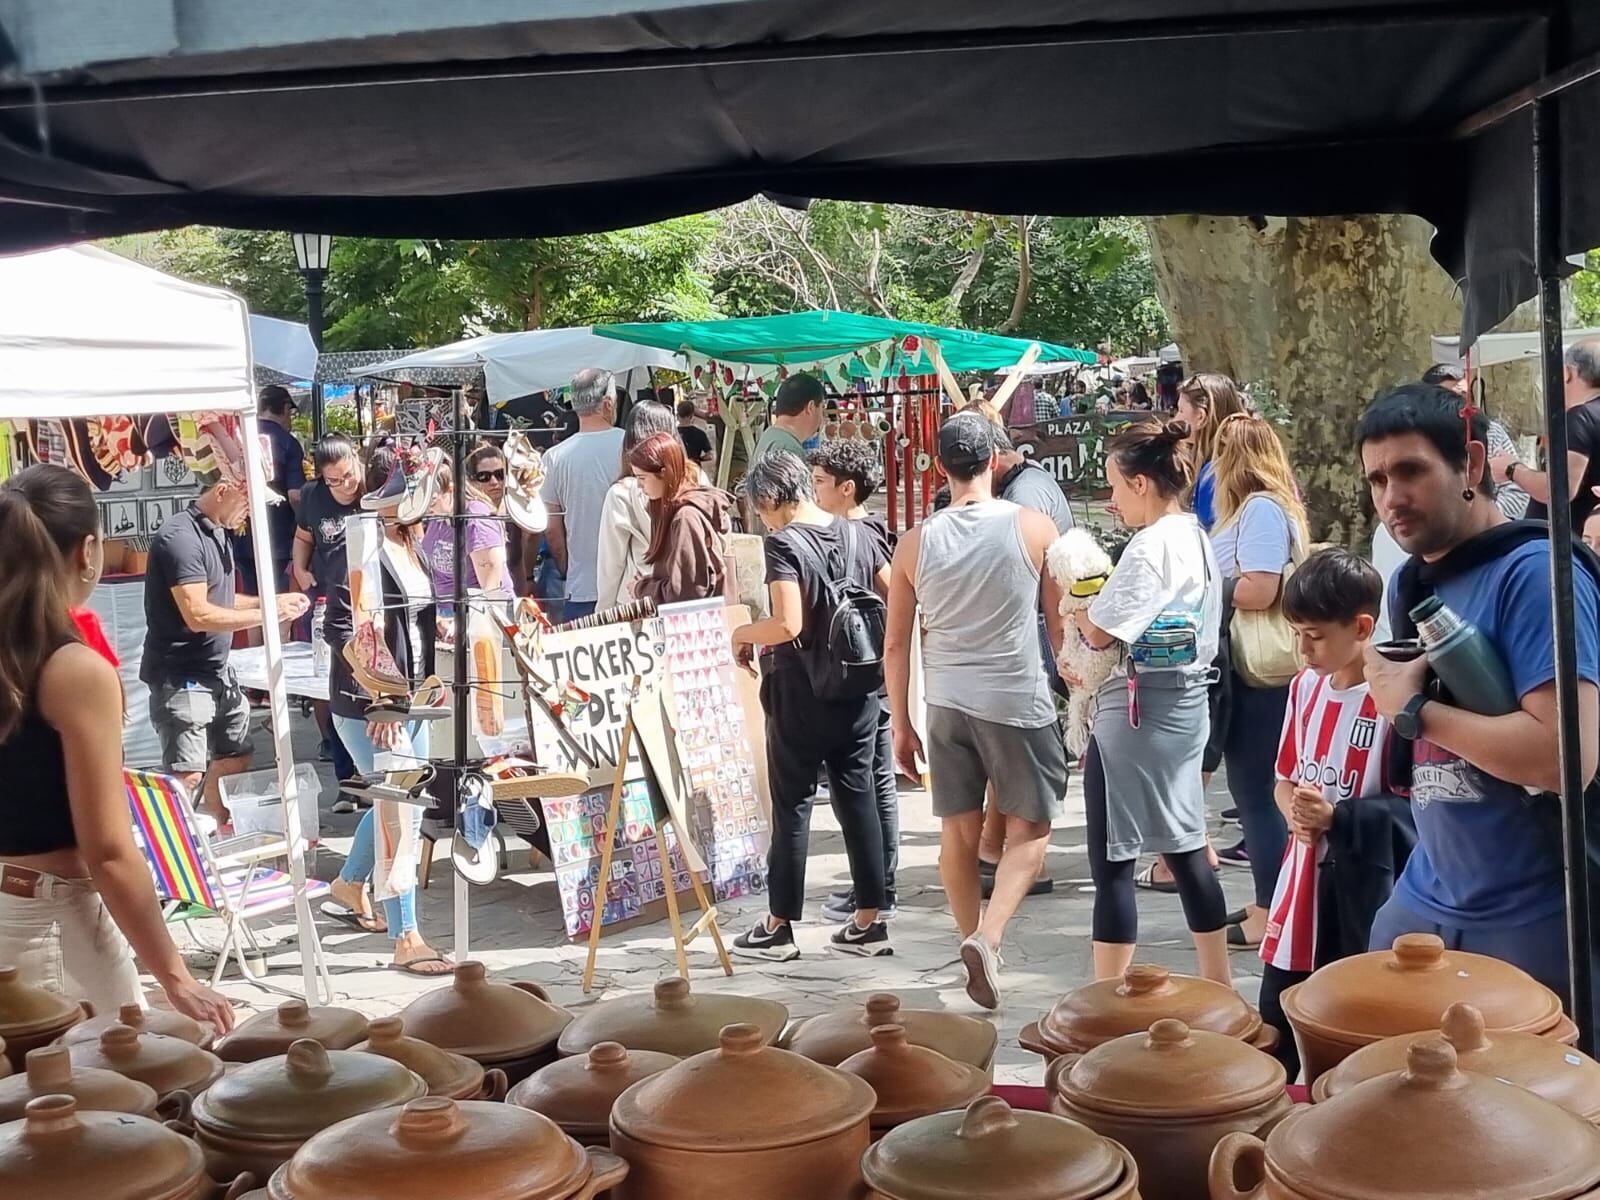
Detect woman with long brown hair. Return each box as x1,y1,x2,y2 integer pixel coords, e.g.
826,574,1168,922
0,464,235,1028
627,431,730,605
1176,372,1250,531
1209,412,1310,949
596,401,678,609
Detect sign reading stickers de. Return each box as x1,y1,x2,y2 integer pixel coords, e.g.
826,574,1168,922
1010,411,1146,499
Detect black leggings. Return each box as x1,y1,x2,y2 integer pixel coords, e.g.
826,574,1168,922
1084,738,1228,943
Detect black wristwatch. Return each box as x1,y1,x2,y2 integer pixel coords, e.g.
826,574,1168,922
1394,693,1430,741
1504,459,1521,483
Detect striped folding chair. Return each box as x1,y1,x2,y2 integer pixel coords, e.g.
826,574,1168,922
125,769,334,1003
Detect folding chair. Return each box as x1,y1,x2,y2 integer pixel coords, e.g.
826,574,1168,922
125,769,335,1004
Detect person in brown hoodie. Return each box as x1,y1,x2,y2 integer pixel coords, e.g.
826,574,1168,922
628,432,730,605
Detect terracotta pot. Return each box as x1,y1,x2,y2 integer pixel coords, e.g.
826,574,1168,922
68,1023,226,1102
214,1000,368,1064
264,1097,628,1200
190,1039,428,1182
62,1002,216,1051
608,1022,874,1200
0,1043,161,1121
0,1094,255,1200
1208,1035,1600,1200
1312,1001,1600,1121
557,976,786,1060
838,1024,990,1136
1280,933,1569,1085
353,1016,505,1101
1022,965,1275,1069
1047,1018,1289,1200
862,1095,1142,1200
398,961,572,1084
779,992,998,1074
0,964,88,1071
507,1041,679,1147
0,1036,9,1079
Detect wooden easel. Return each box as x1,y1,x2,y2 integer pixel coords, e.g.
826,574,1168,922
582,677,733,992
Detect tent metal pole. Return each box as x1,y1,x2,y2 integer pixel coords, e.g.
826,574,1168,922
451,388,471,958
1532,89,1593,1053
1455,46,1600,138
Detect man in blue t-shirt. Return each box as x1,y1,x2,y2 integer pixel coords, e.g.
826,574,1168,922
1356,383,1600,1016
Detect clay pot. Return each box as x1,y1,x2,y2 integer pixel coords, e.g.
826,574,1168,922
264,1097,628,1200
1312,1001,1600,1121
0,964,87,1071
506,1041,679,1147
557,976,786,1059
1209,1035,1600,1200
61,1002,215,1051
1048,1018,1289,1200
0,1094,254,1200
837,1024,990,1136
353,1016,506,1101
1021,965,1275,1068
1280,933,1570,1085
608,1022,875,1200
398,961,573,1084
214,1000,368,1064
0,1043,161,1121
862,1095,1142,1200
0,1036,9,1079
189,1039,428,1182
779,992,998,1074
68,1023,225,1103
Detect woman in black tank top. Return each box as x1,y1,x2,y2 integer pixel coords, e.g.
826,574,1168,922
0,465,234,1032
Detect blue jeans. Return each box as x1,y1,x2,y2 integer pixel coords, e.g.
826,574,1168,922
332,716,429,937
1222,674,1291,909
562,599,596,622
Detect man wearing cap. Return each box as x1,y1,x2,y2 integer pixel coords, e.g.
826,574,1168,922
884,411,1069,1010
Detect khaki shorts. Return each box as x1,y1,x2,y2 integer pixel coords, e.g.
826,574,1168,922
926,704,1067,825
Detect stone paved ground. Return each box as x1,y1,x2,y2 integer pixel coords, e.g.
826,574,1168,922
193,708,1261,1085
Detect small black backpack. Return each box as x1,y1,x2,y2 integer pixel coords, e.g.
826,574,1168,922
790,520,887,700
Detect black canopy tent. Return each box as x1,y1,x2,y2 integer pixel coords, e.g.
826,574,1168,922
3,0,1597,1040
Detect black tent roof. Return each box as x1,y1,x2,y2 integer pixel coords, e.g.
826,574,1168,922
1,1,1597,342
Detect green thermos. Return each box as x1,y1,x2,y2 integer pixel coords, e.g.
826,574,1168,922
1409,595,1519,716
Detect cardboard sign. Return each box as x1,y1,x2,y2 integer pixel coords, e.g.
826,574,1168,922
1009,410,1147,499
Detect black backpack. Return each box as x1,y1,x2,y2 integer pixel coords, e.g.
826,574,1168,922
789,520,887,700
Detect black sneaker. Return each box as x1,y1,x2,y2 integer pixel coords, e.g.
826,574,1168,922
821,893,898,923
829,920,893,957
732,919,799,962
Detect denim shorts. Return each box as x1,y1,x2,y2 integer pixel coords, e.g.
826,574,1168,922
148,665,253,774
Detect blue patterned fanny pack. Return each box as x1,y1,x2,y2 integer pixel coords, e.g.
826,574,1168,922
1129,611,1201,670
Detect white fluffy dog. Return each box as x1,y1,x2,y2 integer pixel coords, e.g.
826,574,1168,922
1045,527,1120,756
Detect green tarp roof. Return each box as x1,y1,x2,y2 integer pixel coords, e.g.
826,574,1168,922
593,310,1095,375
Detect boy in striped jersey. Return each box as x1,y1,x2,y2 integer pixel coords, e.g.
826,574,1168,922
1258,548,1404,1079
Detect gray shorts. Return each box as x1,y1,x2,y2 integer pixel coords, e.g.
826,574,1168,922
148,666,253,775
926,704,1067,825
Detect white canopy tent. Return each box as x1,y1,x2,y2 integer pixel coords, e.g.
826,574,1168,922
249,314,319,382
0,244,325,1003
1431,328,1600,370
354,326,683,403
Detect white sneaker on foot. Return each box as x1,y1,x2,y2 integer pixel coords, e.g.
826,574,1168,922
959,934,1002,1011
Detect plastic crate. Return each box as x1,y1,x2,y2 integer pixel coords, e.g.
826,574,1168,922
219,765,322,847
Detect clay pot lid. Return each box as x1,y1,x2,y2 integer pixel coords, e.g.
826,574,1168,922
1057,1018,1286,1120
838,1024,991,1127
193,1038,428,1141
611,1022,874,1151
779,993,998,1069
1314,1002,1600,1119
61,1002,214,1051
1039,964,1259,1053
0,1094,208,1200
214,998,368,1062
0,965,84,1041
397,962,573,1062
861,1096,1130,1200
506,1040,679,1135
268,1097,594,1200
1283,934,1564,1045
67,1023,225,1098
0,1044,159,1121
556,976,787,1059
1271,1035,1600,1200
354,1016,485,1099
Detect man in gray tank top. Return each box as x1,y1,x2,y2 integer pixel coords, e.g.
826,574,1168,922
885,411,1069,1010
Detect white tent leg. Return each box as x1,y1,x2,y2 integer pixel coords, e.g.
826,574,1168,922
240,410,322,1003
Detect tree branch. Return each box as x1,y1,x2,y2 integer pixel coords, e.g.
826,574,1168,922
999,215,1033,333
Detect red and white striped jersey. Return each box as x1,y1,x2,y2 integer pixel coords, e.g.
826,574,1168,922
1260,669,1391,972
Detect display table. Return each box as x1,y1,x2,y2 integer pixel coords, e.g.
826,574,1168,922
230,642,329,702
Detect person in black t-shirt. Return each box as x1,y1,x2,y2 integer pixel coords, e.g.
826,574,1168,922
1492,337,1600,529
730,450,893,961
233,385,306,598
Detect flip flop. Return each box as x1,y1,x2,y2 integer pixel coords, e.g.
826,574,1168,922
388,953,456,976
1227,922,1261,950
1134,861,1180,894
319,901,387,934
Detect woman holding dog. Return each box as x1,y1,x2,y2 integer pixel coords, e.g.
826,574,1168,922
1064,419,1231,985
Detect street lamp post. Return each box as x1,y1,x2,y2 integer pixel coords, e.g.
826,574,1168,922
291,233,334,440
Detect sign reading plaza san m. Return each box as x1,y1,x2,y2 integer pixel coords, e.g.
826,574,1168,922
1009,410,1146,500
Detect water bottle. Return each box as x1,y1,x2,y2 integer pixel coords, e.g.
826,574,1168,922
1410,595,1518,716
311,599,329,674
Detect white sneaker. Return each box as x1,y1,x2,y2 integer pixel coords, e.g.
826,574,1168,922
959,935,1002,1011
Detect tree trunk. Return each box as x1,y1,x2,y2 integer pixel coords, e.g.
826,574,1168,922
999,215,1033,333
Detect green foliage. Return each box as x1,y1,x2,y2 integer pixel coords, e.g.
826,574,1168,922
1575,251,1600,328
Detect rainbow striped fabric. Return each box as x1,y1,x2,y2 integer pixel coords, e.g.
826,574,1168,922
125,769,218,910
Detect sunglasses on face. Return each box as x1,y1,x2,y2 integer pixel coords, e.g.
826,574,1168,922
474,468,506,483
